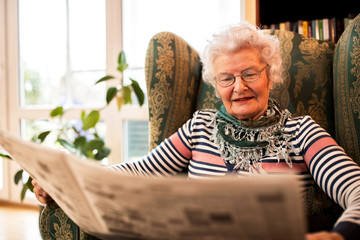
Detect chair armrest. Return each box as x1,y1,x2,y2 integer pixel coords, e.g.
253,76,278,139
39,201,100,240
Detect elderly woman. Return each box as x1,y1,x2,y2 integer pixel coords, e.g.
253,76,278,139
34,22,360,240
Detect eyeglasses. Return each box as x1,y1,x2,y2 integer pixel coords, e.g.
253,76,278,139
215,64,268,87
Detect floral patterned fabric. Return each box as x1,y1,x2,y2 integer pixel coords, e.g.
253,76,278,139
145,32,203,150
40,201,100,240
266,30,336,137
334,14,360,165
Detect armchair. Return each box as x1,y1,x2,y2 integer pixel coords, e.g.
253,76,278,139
146,28,340,233
39,14,360,239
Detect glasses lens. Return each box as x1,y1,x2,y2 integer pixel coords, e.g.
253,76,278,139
241,68,259,82
216,73,234,86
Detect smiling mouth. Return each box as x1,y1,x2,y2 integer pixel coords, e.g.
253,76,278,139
233,96,254,102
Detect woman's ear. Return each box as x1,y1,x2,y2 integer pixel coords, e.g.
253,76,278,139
215,86,221,98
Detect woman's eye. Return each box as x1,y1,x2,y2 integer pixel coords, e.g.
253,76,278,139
221,77,233,81
243,71,256,77
242,70,258,78
217,74,233,82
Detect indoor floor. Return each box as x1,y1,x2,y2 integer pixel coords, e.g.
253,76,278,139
0,201,41,240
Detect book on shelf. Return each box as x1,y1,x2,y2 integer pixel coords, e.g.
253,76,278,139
302,20,308,36
323,19,330,41
307,20,312,38
261,14,357,43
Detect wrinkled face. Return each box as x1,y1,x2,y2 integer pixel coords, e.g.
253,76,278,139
214,48,272,120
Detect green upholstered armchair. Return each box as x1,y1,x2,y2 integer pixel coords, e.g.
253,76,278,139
146,29,340,233
39,14,360,239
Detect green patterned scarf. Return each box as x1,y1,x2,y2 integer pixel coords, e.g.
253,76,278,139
212,99,297,174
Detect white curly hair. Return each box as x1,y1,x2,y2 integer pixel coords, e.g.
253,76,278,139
201,22,284,96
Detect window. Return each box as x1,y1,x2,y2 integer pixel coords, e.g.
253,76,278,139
19,0,107,108
1,0,243,203
123,120,149,161
1,0,113,203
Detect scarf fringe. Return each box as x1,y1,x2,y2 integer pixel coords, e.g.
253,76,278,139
211,99,299,173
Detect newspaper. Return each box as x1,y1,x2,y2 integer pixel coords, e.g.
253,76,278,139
0,130,307,240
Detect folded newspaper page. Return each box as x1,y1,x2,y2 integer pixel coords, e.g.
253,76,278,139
0,130,306,240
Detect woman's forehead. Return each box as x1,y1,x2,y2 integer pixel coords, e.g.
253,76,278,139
213,49,262,72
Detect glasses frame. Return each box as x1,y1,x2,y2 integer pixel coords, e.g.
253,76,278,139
215,64,269,87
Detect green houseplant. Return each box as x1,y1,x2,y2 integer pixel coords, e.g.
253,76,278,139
6,51,144,201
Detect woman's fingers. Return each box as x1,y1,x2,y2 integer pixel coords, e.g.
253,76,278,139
31,179,53,205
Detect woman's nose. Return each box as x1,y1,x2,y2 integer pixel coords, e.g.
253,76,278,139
233,76,248,92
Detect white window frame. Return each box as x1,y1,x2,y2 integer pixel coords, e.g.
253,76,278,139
0,0,148,204
0,0,10,200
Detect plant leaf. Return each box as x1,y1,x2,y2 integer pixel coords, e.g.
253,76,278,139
14,169,24,184
57,139,75,152
20,184,28,202
38,131,51,143
116,95,124,111
74,136,86,148
117,51,128,72
95,75,115,85
117,63,128,73
19,176,33,201
118,51,126,65
106,87,117,104
81,110,86,121
82,110,100,130
130,78,145,106
0,153,11,159
123,85,132,104
50,106,64,117
26,176,34,192
83,139,105,152
94,147,111,160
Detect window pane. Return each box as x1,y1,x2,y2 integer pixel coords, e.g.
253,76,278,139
18,0,106,108
123,121,149,162
69,1,106,71
123,0,241,69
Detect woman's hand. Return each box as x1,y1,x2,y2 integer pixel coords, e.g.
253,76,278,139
306,231,344,240
32,179,53,205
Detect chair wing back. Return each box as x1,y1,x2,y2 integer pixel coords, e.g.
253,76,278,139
334,13,360,165
265,30,336,137
145,32,202,150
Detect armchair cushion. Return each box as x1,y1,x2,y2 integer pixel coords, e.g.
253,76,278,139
334,13,360,165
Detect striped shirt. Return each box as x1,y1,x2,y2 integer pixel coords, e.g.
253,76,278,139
112,109,360,238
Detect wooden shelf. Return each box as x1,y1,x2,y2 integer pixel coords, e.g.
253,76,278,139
257,0,360,42
258,0,360,26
